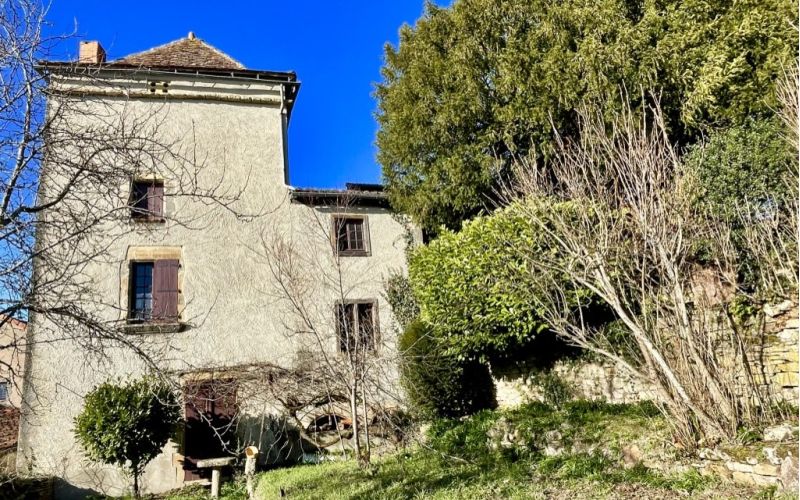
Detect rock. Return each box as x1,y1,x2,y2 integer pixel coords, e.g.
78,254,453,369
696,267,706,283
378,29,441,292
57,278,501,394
726,461,754,473
544,430,562,445
754,463,780,476
746,457,759,465
544,444,564,457
707,463,733,480
763,425,795,442
622,444,643,469
732,470,757,485
763,447,783,465
487,417,523,451
764,300,794,317
780,455,799,491
752,474,780,487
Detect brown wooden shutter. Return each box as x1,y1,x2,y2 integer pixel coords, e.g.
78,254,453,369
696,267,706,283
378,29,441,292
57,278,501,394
152,259,179,320
149,183,164,218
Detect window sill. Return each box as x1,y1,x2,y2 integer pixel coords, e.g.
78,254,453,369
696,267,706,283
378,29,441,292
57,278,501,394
337,251,370,257
122,322,184,334
131,216,166,224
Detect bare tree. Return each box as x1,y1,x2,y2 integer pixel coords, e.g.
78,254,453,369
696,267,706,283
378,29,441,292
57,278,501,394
504,91,797,445
0,0,266,412
245,197,405,468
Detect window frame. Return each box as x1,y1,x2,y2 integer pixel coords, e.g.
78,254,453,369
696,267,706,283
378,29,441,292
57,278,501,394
0,380,8,402
335,299,379,353
331,215,370,257
128,261,155,323
129,178,165,222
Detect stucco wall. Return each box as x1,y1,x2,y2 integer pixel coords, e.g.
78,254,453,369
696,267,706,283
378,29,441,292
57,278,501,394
18,73,412,497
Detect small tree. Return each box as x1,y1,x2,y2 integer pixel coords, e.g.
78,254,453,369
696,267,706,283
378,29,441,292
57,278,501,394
74,377,180,497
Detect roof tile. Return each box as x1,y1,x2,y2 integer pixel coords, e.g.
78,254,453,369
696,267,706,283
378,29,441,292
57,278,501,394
113,33,244,70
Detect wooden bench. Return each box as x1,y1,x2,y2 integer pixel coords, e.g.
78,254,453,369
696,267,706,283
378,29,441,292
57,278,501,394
196,457,236,498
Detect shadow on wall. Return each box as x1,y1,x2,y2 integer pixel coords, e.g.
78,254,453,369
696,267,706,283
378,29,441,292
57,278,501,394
236,414,318,466
490,330,583,378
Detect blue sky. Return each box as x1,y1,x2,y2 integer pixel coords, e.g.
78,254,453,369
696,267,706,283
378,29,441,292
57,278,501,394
44,1,437,188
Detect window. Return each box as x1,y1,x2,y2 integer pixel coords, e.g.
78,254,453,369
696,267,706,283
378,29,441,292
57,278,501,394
130,180,164,221
128,260,180,322
336,301,377,352
0,381,7,401
333,216,369,256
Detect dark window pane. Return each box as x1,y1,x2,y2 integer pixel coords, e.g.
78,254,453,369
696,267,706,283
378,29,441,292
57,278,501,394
130,180,164,219
0,381,7,401
335,218,365,254
337,302,376,352
358,303,374,350
130,262,154,320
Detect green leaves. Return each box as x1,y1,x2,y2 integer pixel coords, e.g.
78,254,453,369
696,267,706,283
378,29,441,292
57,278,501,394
74,377,180,478
408,200,586,358
376,0,797,231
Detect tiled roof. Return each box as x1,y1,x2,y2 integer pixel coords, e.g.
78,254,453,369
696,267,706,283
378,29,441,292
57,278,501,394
113,32,245,70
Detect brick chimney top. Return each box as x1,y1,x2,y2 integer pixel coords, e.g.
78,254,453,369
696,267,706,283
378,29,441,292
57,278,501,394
79,41,106,64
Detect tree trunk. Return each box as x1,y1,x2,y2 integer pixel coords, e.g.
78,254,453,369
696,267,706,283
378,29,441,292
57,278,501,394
349,382,363,467
133,468,140,499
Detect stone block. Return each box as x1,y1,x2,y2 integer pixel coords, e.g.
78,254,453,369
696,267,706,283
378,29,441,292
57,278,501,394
764,425,796,443
753,463,780,476
752,474,780,487
726,461,754,473
732,470,757,485
780,455,799,491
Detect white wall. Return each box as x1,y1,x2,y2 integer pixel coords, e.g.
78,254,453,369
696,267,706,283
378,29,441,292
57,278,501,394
19,72,412,497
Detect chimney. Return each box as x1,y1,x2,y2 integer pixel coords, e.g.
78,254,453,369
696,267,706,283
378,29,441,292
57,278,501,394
78,41,106,64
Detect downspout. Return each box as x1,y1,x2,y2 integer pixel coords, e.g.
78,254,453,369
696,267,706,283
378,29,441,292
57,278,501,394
280,84,290,186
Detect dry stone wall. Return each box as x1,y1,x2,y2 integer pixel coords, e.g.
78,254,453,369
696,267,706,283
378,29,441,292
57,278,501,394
495,301,799,408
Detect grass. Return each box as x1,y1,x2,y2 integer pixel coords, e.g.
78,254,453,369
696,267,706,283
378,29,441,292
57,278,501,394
156,401,771,499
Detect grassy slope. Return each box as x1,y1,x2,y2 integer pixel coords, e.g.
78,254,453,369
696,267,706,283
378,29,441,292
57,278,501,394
163,402,782,500
248,402,768,500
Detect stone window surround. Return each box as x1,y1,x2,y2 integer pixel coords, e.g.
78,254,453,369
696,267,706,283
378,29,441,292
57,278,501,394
120,246,184,333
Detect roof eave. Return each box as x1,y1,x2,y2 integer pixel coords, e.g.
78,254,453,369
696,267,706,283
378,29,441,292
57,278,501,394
35,61,301,117
289,189,391,209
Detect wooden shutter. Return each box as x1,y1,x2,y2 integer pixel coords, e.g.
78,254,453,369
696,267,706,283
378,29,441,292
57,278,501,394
148,183,164,218
152,259,179,320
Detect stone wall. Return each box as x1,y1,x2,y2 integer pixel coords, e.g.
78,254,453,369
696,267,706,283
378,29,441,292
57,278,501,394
495,301,799,408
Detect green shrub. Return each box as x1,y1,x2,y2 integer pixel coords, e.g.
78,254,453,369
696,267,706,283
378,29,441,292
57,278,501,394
531,371,574,409
427,408,502,463
398,320,496,420
382,271,419,331
685,117,793,221
74,376,180,497
408,200,593,359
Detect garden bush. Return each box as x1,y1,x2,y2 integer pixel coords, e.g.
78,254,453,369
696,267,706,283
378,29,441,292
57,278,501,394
74,376,180,497
398,320,496,420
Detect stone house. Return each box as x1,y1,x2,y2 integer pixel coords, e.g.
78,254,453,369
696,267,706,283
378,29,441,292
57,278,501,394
18,35,416,497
